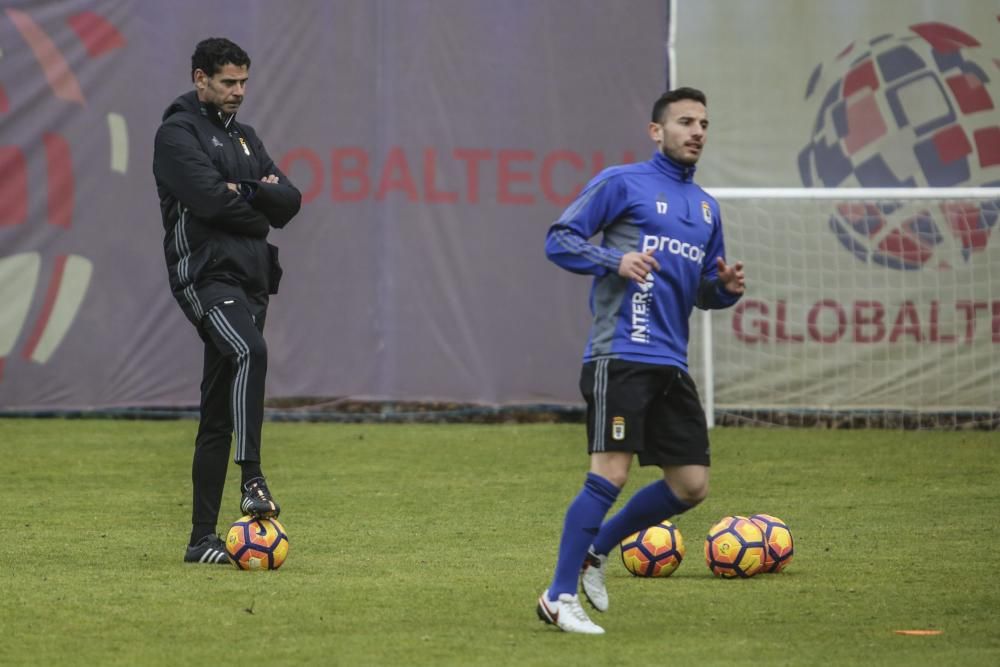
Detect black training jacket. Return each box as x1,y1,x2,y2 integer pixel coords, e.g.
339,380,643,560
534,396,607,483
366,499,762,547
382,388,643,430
153,90,301,326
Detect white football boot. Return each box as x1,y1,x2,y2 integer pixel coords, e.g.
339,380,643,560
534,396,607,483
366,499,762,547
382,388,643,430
536,589,605,635
580,548,609,612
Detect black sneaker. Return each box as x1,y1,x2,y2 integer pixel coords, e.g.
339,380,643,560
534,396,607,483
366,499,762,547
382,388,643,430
184,534,230,564
240,477,280,518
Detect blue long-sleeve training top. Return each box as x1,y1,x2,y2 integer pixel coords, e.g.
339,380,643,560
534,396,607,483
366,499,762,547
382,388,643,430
545,151,741,370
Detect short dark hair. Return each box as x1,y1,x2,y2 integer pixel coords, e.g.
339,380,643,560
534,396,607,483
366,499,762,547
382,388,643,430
651,87,707,123
191,38,250,81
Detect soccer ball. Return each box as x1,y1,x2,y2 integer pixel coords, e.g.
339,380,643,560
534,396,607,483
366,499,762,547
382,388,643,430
225,515,289,570
619,520,685,577
750,514,794,573
704,516,766,578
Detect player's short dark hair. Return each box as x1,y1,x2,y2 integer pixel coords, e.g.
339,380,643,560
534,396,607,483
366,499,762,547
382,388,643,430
191,38,251,81
651,87,707,123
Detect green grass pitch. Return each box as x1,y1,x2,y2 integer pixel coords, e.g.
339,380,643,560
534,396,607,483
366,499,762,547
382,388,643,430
1,419,998,665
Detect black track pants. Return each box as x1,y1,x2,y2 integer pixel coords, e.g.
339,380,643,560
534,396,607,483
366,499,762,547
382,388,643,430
191,300,267,527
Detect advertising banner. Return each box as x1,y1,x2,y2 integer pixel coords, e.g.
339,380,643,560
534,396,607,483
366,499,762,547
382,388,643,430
677,0,1000,413
0,0,667,409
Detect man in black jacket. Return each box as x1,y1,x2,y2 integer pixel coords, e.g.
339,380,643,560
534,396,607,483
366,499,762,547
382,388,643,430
153,37,301,564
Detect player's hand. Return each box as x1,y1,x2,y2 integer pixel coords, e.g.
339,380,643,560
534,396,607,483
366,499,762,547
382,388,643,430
261,174,279,184
618,249,660,285
226,182,238,192
716,257,745,295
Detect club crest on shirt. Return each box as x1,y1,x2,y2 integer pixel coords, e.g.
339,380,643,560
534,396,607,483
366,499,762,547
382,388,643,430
612,416,626,440
701,201,713,225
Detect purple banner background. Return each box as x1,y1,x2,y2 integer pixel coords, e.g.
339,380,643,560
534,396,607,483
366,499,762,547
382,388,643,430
0,0,668,409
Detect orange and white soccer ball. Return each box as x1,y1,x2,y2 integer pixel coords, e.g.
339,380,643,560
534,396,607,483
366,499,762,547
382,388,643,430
225,516,289,570
750,513,794,573
704,515,766,578
619,520,686,577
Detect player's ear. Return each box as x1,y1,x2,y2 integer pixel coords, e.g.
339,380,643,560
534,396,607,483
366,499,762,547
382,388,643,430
648,122,663,142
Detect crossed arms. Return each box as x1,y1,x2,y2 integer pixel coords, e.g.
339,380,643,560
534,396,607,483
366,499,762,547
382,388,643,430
153,121,301,237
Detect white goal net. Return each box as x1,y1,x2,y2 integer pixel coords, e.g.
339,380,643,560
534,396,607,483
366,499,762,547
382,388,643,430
690,188,1000,429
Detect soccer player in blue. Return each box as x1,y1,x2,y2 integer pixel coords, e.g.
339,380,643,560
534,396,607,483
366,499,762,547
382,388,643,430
536,87,745,634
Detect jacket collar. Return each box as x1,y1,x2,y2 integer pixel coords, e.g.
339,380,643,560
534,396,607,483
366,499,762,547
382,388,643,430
163,90,236,128
199,100,236,129
186,90,235,128
650,150,696,183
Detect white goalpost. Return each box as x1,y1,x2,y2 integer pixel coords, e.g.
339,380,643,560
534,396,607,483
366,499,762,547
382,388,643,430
693,187,1000,429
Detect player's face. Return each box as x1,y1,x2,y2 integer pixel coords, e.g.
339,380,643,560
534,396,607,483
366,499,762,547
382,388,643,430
195,63,249,115
649,99,708,166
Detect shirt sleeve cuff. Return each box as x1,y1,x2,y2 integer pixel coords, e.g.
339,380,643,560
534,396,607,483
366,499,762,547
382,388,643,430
237,181,259,202
716,282,742,305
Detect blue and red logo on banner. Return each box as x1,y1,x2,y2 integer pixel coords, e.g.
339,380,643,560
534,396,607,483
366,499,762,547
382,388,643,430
798,22,1000,270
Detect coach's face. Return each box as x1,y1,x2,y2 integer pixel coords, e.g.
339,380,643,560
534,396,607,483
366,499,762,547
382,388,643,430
649,99,708,166
195,63,249,115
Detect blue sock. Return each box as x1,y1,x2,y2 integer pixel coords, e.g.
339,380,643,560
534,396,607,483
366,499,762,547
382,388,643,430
592,480,690,556
548,473,620,599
